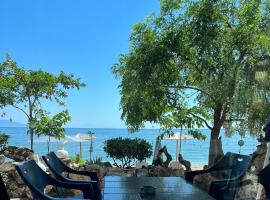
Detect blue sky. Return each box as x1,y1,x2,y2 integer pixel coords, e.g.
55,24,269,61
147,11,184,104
0,0,160,128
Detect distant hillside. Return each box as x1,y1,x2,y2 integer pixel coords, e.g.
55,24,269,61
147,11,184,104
0,120,26,127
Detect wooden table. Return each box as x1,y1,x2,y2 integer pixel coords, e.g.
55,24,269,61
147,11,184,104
103,176,215,200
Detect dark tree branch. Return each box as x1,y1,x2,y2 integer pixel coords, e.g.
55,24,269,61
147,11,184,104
188,112,213,130
12,105,29,119
167,85,218,103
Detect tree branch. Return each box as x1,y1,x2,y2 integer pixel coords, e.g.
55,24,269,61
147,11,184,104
12,105,29,119
167,85,218,103
189,112,213,130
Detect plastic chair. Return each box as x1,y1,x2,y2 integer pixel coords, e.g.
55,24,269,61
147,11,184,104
185,152,251,200
0,173,10,200
42,152,101,200
15,160,95,200
258,163,270,199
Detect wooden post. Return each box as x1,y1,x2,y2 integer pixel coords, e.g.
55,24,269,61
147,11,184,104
90,133,93,162
176,140,179,160
80,142,82,159
180,126,182,155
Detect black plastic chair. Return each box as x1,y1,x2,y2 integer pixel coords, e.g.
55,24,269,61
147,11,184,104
185,152,251,200
15,160,95,200
42,152,101,200
0,173,10,200
258,163,270,199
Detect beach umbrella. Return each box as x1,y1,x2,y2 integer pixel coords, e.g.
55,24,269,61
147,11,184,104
66,133,96,160
163,132,193,160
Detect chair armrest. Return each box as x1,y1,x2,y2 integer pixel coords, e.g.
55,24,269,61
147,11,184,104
211,175,244,186
65,179,101,200
185,166,234,183
52,179,94,199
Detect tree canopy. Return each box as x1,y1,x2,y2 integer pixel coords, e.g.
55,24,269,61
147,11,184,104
0,55,85,150
35,110,71,152
113,0,270,165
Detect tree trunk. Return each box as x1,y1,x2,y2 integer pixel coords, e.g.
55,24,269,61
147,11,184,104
208,107,225,166
48,136,51,153
29,128,34,151
208,128,224,166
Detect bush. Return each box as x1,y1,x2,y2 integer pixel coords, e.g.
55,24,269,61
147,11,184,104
0,133,9,152
69,154,85,165
104,137,152,168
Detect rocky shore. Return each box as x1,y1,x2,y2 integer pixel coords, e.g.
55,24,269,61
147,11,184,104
0,140,268,200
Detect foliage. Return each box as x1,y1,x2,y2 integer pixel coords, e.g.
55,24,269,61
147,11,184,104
0,55,85,150
34,110,71,139
158,129,207,141
104,137,152,168
69,154,86,165
113,0,270,165
0,133,9,151
91,157,103,165
0,171,8,183
34,110,71,152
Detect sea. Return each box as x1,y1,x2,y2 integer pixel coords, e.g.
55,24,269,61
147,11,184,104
0,127,260,165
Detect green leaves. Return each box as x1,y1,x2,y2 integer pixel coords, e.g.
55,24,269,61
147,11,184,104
34,110,71,139
104,137,152,168
0,55,85,149
113,0,270,138
0,133,9,151
0,55,85,112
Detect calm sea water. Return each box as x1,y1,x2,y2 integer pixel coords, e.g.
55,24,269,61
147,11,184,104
0,127,259,165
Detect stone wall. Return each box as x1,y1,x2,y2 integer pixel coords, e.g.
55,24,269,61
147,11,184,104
0,162,33,200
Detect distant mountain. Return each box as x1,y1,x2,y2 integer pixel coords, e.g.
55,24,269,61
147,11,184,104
0,120,26,127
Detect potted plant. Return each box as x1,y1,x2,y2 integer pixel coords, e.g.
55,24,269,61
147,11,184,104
0,133,9,164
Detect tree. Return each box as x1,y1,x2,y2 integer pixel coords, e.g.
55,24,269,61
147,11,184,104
34,110,71,153
104,137,152,168
0,55,85,150
113,0,270,165
0,133,9,152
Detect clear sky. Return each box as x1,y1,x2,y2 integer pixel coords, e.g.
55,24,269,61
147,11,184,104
0,0,160,128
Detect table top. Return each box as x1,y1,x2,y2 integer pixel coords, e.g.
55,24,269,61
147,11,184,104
103,176,215,200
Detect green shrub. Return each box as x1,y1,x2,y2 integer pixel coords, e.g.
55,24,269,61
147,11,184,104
0,133,9,151
92,156,103,164
69,154,85,165
0,171,8,182
104,137,152,168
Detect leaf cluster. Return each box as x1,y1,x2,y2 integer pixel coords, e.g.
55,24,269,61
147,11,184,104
0,54,85,117
104,137,152,168
34,110,71,139
113,0,270,136
0,133,9,151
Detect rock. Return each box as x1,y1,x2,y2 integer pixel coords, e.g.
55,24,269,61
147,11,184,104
235,172,265,200
193,173,213,191
136,161,148,169
135,169,148,176
2,146,34,161
0,154,5,164
0,162,33,199
251,139,267,173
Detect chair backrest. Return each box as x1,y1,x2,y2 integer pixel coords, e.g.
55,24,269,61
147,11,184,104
0,173,10,200
42,152,70,180
210,152,251,179
258,163,270,199
15,160,54,199
229,153,251,179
